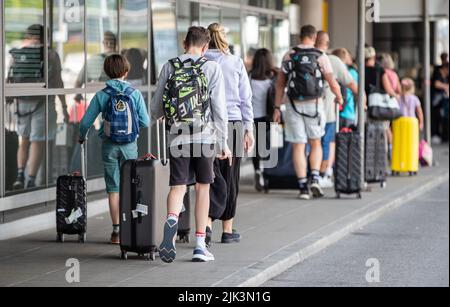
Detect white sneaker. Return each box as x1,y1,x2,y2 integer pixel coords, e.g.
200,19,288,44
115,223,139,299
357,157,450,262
318,176,334,189
192,247,215,262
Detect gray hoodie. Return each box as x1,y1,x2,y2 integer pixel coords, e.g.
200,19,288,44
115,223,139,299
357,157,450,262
151,53,228,151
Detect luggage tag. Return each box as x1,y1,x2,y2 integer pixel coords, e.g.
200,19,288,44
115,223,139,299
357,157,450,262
270,123,284,149
65,207,83,224
132,204,149,219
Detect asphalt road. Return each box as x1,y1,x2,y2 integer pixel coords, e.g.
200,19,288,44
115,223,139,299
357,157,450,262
265,181,450,287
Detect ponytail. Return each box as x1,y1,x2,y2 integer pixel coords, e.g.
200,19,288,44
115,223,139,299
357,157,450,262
208,23,229,55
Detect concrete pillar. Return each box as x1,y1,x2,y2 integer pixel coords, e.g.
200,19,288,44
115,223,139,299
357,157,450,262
295,0,324,29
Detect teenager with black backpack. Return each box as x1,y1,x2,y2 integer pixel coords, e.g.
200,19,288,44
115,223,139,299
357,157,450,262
273,25,343,200
151,26,231,263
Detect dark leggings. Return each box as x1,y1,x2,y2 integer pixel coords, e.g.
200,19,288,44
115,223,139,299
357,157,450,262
209,157,242,221
209,121,244,221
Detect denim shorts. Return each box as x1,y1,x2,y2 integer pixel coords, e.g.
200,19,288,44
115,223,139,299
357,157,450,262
102,140,138,193
322,122,336,161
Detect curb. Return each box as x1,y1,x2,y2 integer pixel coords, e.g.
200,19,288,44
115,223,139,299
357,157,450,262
224,172,450,287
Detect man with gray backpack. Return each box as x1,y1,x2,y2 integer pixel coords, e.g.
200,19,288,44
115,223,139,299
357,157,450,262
151,26,231,263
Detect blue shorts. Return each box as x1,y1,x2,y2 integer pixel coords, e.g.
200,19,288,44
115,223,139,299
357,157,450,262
102,140,138,193
322,122,336,161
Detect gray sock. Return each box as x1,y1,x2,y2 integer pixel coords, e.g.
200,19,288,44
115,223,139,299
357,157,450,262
113,225,120,234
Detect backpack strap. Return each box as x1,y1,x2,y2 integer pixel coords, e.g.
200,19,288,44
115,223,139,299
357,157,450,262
169,58,183,70
103,86,118,96
124,87,136,96
193,57,208,69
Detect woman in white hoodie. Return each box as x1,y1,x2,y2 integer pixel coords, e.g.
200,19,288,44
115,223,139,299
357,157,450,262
205,23,254,247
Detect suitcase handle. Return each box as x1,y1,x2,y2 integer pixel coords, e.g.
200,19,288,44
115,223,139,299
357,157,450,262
156,118,168,166
80,143,86,178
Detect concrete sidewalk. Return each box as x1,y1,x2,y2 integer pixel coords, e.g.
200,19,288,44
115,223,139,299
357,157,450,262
0,147,448,287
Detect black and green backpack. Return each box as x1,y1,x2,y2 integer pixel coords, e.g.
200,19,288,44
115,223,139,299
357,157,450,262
163,57,211,131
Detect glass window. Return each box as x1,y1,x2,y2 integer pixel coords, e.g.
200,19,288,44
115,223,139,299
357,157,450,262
77,0,118,88
152,0,178,82
243,14,260,70
49,94,84,184
50,0,85,89
120,0,149,87
200,6,221,28
222,8,242,57
273,18,290,66
243,0,286,11
176,0,200,53
4,0,45,85
4,96,47,194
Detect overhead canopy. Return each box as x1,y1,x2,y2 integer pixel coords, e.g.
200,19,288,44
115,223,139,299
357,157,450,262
379,0,449,23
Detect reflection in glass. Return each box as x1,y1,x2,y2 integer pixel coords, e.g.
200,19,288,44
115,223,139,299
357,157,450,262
121,0,149,87
77,0,118,87
176,0,200,53
49,94,83,184
273,18,290,66
200,6,221,28
152,0,178,80
51,0,85,89
222,8,242,57
4,0,45,84
4,96,47,194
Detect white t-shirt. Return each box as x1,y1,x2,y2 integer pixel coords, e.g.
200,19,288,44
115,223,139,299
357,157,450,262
324,55,354,123
250,78,273,119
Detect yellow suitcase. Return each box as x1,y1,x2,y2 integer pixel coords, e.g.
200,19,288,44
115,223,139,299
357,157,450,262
391,117,420,175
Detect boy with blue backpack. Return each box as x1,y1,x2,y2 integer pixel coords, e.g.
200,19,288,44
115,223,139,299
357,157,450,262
79,54,150,245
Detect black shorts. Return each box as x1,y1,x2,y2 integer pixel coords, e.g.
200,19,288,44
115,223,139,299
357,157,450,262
169,144,215,186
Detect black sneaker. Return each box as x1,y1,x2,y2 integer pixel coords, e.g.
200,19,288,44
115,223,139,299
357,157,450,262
27,180,36,189
159,219,178,263
221,230,241,244
310,179,325,198
13,174,25,190
298,187,311,200
205,226,212,248
254,171,264,192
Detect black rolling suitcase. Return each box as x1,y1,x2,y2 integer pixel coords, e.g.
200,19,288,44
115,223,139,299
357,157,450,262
177,189,191,243
365,122,387,188
335,131,362,199
120,120,170,261
56,144,87,243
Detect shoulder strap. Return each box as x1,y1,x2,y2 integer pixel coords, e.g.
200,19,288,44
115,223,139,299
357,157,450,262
194,57,208,69
169,58,183,69
124,87,136,96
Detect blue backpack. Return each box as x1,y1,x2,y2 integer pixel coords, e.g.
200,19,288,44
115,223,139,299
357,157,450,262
102,86,139,144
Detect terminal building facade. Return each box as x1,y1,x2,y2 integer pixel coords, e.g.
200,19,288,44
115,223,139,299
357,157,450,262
0,0,448,237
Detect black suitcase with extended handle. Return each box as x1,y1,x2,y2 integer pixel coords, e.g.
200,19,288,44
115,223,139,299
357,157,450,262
56,143,87,243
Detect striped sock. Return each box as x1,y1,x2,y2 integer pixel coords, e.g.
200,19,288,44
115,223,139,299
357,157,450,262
298,177,308,190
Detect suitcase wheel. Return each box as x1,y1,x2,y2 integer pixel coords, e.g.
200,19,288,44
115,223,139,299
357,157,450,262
146,253,156,261
120,251,128,260
56,233,65,243
78,233,86,244
178,234,190,244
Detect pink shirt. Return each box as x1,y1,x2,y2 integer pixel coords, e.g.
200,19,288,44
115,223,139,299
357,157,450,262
385,69,401,93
